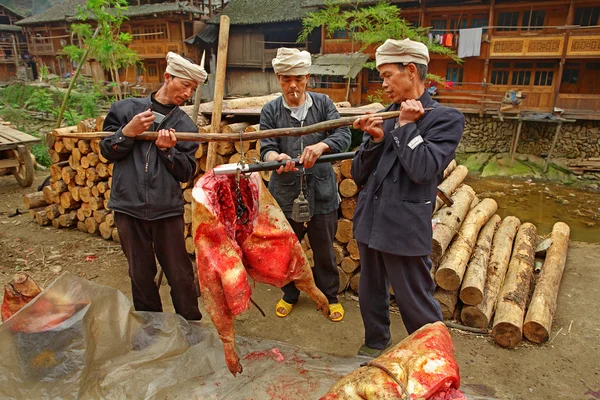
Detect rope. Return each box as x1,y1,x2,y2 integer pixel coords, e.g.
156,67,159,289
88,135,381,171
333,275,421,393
360,361,411,400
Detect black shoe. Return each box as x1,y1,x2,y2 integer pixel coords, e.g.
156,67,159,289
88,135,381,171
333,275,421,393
357,339,392,358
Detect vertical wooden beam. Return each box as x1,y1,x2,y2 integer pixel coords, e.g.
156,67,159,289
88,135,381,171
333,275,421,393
481,0,495,117
420,0,426,28
191,51,206,125
544,122,563,173
12,34,18,72
205,15,230,172
510,119,523,167
553,0,575,110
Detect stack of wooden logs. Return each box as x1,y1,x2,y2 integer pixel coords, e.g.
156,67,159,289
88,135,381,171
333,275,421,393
336,158,570,347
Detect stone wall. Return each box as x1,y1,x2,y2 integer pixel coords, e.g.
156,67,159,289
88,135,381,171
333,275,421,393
458,116,600,159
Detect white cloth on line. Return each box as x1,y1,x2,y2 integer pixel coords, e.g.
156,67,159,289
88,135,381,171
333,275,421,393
457,28,482,58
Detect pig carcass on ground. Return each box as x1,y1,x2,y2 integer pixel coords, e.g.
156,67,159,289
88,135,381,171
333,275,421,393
321,321,463,400
192,171,330,376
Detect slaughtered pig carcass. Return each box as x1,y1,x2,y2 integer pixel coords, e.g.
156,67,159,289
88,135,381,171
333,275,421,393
2,272,42,322
192,171,329,376
321,322,463,400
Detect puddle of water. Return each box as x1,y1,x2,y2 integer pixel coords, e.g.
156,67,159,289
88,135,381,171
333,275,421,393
464,176,600,243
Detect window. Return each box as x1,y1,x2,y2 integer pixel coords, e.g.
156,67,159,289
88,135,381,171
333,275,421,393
522,10,545,30
470,17,488,32
131,26,142,41
332,29,348,39
450,19,467,31
431,19,447,35
497,11,519,31
586,63,600,71
446,64,464,83
491,70,509,85
574,7,600,26
561,68,579,84
367,68,382,84
491,62,510,85
0,16,9,24
534,71,553,86
142,25,166,41
146,61,158,77
512,70,531,85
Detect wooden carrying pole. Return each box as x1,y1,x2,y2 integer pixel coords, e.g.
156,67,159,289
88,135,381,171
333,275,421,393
52,111,406,143
206,15,230,171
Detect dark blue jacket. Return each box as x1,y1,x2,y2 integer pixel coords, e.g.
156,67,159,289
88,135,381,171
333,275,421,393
351,91,464,256
260,92,351,217
100,95,199,221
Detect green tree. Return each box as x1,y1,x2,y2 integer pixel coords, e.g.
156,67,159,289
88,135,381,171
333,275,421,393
298,0,460,83
56,0,139,128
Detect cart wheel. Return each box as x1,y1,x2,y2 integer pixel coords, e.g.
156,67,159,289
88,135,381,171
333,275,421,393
11,145,35,187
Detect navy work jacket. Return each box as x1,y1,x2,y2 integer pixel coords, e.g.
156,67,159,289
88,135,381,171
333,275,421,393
351,91,464,256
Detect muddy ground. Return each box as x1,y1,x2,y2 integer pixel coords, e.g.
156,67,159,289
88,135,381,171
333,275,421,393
0,171,598,400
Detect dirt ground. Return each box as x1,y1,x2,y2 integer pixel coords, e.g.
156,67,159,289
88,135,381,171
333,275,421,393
1,171,599,400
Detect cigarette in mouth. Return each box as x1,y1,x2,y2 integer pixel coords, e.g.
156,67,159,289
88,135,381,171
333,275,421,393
294,92,299,99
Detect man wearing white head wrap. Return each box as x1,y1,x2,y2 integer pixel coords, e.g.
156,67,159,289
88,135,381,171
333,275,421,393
99,52,206,322
351,38,464,357
260,48,351,322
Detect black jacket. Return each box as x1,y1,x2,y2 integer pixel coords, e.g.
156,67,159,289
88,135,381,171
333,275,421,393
351,91,464,256
100,95,199,221
259,92,351,217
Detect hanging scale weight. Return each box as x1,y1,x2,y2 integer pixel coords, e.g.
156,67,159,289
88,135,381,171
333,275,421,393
291,124,311,223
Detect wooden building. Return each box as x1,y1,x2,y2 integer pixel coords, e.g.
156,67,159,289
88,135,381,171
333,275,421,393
204,0,321,96
15,0,209,92
0,4,27,81
211,0,599,119
305,0,600,119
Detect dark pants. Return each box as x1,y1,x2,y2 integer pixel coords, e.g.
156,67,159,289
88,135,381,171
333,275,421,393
282,210,339,304
115,212,202,321
358,242,442,349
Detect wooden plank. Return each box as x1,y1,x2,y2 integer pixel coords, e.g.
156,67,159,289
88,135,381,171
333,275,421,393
0,125,42,145
0,159,20,169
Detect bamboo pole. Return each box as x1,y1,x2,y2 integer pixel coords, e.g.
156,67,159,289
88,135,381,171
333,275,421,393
206,15,230,171
54,111,405,142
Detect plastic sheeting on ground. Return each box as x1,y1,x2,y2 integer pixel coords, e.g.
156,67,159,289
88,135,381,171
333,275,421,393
0,273,365,399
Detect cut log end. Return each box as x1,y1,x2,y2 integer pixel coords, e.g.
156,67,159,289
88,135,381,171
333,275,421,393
523,321,549,344
435,268,461,291
459,287,484,306
492,322,522,348
460,306,489,329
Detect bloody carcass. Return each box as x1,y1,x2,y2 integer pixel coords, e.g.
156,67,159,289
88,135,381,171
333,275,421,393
321,322,463,400
192,171,330,376
2,272,42,322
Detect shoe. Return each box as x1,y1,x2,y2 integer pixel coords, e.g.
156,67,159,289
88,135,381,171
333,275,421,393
275,298,293,317
357,339,392,358
329,303,344,322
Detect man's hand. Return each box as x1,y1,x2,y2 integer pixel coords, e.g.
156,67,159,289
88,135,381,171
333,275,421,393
122,109,155,137
300,142,329,169
156,128,177,150
267,152,298,174
353,112,384,142
399,99,424,127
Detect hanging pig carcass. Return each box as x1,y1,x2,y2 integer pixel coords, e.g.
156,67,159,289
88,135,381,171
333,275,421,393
192,171,329,376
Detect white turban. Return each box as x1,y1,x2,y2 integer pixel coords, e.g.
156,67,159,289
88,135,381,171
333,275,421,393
272,48,311,75
165,52,207,84
376,39,430,68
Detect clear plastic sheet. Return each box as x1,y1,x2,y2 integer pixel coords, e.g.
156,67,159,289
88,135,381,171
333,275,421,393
0,273,364,400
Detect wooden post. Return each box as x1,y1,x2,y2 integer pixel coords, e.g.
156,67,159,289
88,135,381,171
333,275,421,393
553,0,575,110
510,119,523,166
190,51,206,125
544,122,562,173
480,0,495,117
12,34,19,72
206,15,230,172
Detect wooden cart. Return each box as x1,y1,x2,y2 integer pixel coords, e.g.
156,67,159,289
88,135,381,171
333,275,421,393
0,124,41,187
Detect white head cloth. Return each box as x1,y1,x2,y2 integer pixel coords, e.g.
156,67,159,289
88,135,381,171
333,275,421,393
165,52,207,84
272,48,311,75
375,38,430,68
